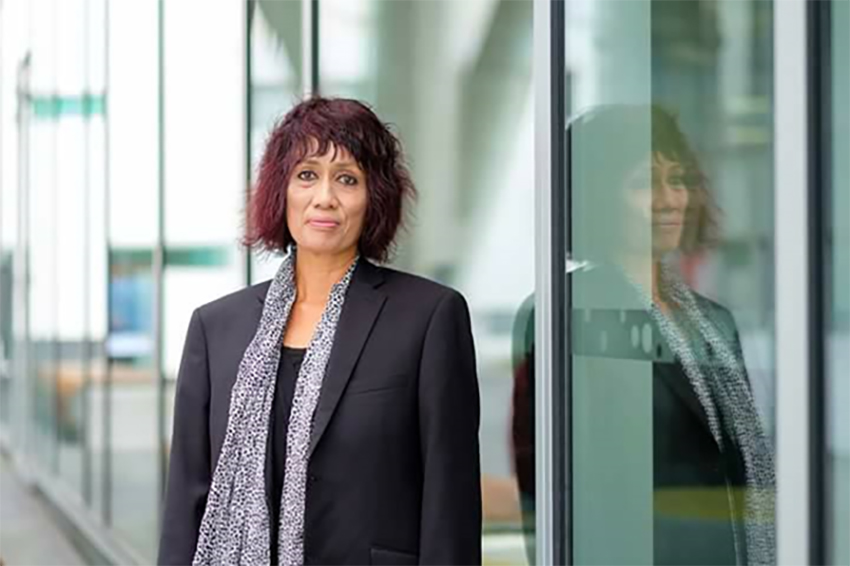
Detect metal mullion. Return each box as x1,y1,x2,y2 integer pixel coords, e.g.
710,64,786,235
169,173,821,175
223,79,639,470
534,0,557,563
550,0,569,564
302,0,317,97
806,0,831,563
50,1,60,474
81,0,94,508
311,0,319,95
245,0,253,287
16,51,33,477
102,0,112,527
155,0,167,529
774,0,812,562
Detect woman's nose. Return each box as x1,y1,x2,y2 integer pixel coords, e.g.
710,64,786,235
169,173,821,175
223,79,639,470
653,179,679,210
313,177,336,206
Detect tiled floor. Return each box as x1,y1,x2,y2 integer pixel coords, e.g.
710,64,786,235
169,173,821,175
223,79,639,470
0,455,86,566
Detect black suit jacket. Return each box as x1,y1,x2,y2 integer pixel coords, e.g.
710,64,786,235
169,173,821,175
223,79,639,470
511,266,751,565
158,260,482,566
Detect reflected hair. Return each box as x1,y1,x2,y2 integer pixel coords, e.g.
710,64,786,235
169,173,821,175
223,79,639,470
244,97,416,263
568,104,719,255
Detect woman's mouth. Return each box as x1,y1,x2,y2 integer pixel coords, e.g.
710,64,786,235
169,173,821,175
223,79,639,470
308,219,340,230
652,217,683,228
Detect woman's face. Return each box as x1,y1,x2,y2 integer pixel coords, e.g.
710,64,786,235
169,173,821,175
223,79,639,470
286,144,368,259
624,152,690,255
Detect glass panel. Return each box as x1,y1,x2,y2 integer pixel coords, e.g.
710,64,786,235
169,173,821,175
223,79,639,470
28,0,60,472
161,0,246,491
562,1,776,564
54,0,88,497
86,0,109,517
828,1,849,563
319,2,534,563
107,0,159,556
55,114,87,495
28,122,58,470
0,0,19,431
2,0,35,461
248,0,304,283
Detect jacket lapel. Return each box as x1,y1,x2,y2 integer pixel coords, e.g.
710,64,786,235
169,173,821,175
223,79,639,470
309,260,386,456
573,266,717,444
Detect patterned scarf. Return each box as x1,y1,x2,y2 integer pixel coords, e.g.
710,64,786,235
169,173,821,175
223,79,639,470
192,249,358,566
642,260,776,566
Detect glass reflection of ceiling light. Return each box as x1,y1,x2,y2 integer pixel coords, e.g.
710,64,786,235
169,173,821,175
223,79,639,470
567,254,596,274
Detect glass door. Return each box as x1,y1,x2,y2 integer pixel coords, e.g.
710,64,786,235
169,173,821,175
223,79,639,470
558,1,779,563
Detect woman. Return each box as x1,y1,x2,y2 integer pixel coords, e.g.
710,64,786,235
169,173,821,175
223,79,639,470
158,97,482,566
511,105,774,565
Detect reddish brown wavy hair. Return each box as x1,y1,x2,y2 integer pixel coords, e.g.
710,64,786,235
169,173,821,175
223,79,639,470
244,97,416,263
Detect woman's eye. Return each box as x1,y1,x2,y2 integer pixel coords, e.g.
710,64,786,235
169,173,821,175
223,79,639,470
338,174,358,186
297,170,317,181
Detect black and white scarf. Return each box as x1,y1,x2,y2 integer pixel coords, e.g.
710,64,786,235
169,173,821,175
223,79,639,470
192,249,357,566
646,260,776,566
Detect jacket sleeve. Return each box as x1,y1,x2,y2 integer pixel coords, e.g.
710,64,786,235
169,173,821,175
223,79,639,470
418,290,482,565
158,308,212,566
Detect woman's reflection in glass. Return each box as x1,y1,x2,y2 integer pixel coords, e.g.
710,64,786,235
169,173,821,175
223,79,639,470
511,105,775,566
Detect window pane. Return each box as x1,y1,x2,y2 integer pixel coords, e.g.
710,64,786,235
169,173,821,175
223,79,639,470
86,0,109,518
248,0,303,284
107,0,159,556
828,1,849,563
28,0,60,473
55,113,87,496
54,0,89,498
0,0,23,434
563,1,776,564
319,2,534,563
161,0,247,489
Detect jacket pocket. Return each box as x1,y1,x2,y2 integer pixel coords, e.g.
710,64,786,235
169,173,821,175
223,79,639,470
370,546,419,565
345,373,412,396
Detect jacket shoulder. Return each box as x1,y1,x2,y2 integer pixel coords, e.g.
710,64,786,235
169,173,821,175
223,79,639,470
379,266,464,306
693,291,739,338
693,292,734,320
195,280,269,321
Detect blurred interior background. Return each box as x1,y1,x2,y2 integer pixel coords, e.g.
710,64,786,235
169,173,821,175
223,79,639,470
0,0,846,565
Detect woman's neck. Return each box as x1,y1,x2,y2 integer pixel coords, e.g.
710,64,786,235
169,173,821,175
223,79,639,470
620,254,663,304
294,248,357,305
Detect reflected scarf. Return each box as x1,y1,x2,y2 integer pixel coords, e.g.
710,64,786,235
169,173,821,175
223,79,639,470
644,260,776,566
192,249,357,566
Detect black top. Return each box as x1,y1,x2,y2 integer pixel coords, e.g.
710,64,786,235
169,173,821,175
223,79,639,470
267,346,306,565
